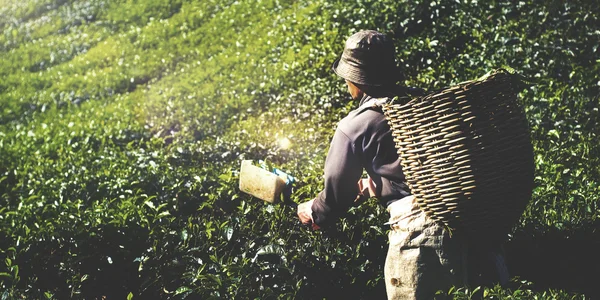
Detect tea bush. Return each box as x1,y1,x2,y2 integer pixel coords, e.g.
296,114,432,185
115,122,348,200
1,0,598,299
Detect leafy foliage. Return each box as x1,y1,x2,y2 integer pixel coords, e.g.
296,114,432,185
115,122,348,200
0,0,598,299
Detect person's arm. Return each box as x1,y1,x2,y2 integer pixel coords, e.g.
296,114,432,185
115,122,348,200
309,128,363,227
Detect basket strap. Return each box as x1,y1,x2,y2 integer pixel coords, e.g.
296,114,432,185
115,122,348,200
357,97,389,114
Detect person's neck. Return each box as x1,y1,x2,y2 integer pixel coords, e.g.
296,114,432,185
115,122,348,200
358,93,371,106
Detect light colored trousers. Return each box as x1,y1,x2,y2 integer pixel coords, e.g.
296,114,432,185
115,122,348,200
384,196,509,300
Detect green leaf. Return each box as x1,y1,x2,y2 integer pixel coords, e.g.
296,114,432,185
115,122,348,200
224,226,234,241
144,201,156,210
157,211,171,218
174,286,191,296
253,244,287,264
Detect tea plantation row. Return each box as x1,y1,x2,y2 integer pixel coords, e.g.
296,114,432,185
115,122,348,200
1,0,599,298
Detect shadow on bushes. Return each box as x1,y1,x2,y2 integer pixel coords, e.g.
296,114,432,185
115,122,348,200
506,221,600,298
15,223,150,299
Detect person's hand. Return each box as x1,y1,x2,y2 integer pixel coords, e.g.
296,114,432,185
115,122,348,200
358,177,377,198
297,199,314,224
355,177,378,205
297,199,320,230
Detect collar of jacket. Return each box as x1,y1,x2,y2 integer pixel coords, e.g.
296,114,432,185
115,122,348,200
358,94,389,110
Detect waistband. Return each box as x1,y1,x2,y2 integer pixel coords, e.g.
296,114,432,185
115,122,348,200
384,195,416,225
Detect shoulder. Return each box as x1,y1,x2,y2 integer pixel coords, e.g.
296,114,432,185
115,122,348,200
337,98,390,141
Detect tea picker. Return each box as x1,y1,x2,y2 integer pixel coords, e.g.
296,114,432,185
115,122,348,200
293,30,534,299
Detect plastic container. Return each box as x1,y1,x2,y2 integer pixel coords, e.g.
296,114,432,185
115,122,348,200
239,160,286,203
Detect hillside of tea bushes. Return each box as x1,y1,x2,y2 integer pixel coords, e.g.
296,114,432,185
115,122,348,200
1,0,599,298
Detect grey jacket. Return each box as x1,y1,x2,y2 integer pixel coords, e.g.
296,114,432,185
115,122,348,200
311,94,411,226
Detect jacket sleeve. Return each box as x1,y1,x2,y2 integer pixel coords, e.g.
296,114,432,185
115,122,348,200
311,127,363,226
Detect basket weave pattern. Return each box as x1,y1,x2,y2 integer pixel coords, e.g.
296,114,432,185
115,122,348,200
383,70,534,240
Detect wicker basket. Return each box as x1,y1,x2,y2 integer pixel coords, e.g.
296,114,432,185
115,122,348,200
383,69,534,242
